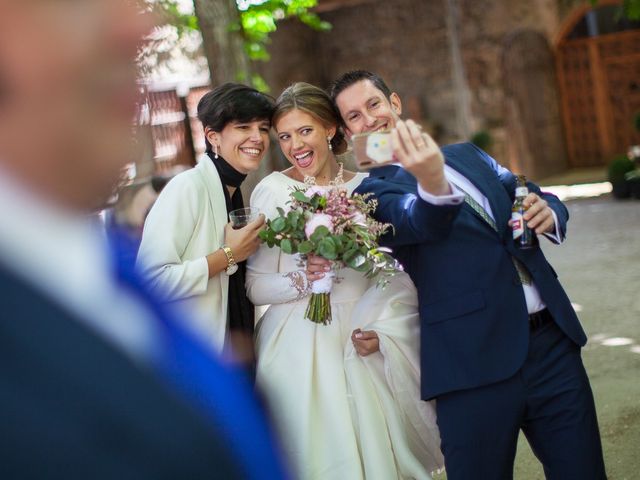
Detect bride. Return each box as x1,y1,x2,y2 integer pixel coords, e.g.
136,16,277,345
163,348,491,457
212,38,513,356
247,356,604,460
246,82,443,480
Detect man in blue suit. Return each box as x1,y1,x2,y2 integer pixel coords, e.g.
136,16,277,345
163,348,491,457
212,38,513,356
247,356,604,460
0,1,288,478
327,71,606,479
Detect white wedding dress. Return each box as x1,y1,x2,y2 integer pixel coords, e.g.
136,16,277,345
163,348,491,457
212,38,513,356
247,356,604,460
247,171,443,480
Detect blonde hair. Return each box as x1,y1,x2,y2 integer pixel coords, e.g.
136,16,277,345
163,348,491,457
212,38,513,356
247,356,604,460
273,82,347,155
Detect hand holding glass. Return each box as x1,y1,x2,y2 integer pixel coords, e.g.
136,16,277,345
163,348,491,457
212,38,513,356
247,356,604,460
229,207,260,229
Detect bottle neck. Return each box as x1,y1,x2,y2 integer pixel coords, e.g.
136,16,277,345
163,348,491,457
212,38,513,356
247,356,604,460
515,186,529,198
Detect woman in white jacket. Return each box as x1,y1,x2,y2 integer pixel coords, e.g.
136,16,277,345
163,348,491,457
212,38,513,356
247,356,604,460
137,83,274,366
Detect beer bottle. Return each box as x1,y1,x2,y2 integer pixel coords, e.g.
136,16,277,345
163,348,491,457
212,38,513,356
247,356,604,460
512,175,534,249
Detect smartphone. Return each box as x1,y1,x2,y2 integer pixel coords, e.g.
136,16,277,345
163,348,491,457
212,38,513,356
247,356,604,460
352,131,395,170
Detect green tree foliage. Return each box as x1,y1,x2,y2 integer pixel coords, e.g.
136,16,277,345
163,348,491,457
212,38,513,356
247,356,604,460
151,0,199,34
238,1,330,61
151,0,330,89
622,0,640,19
590,0,640,20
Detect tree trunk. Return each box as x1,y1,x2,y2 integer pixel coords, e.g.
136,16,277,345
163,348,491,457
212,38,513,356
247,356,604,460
192,0,251,86
444,0,474,141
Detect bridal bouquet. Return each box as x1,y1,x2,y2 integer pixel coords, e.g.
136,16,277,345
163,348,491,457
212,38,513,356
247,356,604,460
259,183,401,325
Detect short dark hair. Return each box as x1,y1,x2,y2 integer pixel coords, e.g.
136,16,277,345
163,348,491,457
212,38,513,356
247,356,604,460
197,83,275,152
328,70,392,103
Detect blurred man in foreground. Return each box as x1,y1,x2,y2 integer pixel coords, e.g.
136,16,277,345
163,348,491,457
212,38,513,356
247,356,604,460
0,1,287,478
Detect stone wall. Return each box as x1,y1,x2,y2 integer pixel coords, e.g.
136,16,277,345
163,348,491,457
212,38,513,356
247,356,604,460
456,0,566,174
258,0,457,141
258,0,580,179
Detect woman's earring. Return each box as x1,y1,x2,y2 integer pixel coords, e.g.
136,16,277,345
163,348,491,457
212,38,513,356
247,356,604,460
213,144,219,159
327,136,333,151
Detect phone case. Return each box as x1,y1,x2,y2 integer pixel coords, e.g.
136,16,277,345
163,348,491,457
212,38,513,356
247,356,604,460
352,131,394,169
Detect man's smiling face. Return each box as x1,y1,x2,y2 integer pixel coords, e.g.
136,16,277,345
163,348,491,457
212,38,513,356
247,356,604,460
334,79,402,137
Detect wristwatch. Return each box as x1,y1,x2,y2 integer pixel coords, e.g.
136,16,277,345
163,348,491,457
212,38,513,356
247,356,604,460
221,245,238,275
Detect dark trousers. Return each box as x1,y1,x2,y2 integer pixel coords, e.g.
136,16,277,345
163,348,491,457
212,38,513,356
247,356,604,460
436,319,606,480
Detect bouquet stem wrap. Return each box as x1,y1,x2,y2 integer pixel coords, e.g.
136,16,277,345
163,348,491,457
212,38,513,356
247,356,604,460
305,270,335,325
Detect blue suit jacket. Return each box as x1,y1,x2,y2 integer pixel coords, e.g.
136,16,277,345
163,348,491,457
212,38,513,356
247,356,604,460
0,248,288,479
355,143,587,400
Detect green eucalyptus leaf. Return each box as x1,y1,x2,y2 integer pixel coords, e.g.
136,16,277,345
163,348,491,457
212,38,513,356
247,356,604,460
310,225,330,242
355,258,373,272
346,253,366,269
292,191,310,203
287,211,301,229
271,217,287,233
343,248,358,263
298,240,314,254
266,229,276,242
318,238,337,260
281,238,293,254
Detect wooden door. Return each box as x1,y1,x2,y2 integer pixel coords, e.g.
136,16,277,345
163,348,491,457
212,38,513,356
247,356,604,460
557,30,640,167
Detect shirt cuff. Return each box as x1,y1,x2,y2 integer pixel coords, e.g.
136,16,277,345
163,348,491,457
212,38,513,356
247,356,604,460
542,210,564,244
417,182,465,206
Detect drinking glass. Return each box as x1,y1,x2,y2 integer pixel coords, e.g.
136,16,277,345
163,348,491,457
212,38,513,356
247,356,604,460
229,207,259,229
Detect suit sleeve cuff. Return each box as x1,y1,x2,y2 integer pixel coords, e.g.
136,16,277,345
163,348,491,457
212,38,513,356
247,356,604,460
542,210,564,244
417,182,465,206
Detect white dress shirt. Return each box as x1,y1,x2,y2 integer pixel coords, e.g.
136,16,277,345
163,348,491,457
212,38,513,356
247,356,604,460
0,167,159,362
416,164,563,314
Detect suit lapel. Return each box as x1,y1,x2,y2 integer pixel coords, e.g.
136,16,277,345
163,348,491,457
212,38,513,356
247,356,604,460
368,164,401,180
445,152,512,235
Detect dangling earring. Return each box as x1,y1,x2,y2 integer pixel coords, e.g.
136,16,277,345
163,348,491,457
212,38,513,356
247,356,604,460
327,136,333,152
213,144,219,159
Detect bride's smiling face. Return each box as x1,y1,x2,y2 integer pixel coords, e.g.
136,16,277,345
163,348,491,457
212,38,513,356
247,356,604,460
275,109,336,180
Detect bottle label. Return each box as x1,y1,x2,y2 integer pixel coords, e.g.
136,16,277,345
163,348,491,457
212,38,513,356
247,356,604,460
515,187,528,197
512,212,524,239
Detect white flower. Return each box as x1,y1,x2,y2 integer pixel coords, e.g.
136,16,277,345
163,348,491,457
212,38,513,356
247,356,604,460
305,185,329,198
350,212,367,225
305,213,334,238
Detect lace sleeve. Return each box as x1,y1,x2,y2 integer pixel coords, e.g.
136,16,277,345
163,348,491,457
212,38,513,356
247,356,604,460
246,244,311,306
283,270,311,302
245,176,312,306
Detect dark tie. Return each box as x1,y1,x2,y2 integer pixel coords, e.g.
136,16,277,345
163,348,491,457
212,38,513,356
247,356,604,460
451,182,533,286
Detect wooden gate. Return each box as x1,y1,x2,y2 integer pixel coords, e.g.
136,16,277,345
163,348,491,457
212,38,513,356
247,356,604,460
557,29,640,167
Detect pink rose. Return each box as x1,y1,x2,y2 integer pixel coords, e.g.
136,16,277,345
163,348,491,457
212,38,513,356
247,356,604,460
305,185,328,198
305,213,334,238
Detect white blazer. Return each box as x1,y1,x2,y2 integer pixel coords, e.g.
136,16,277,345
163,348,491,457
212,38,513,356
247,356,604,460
137,155,229,352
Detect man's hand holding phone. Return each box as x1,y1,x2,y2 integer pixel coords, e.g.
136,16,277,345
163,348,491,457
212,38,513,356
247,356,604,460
391,119,450,196
353,119,450,196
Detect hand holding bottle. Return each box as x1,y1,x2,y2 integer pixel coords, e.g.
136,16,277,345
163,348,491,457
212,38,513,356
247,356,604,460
509,176,554,241
521,194,554,234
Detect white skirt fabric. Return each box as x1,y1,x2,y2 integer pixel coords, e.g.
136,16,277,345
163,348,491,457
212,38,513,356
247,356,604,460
255,271,443,480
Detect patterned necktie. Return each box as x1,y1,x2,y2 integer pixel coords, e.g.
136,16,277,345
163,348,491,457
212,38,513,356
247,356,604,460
451,182,533,286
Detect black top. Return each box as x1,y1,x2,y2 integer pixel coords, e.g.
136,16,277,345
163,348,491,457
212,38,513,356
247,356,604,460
208,152,255,339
